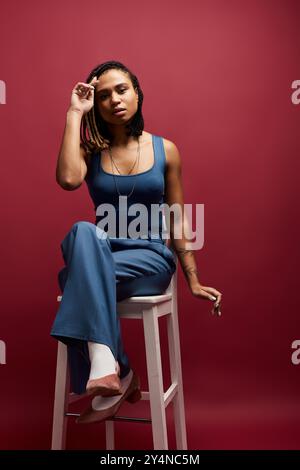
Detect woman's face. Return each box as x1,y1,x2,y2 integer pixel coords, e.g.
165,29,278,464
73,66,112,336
94,69,139,125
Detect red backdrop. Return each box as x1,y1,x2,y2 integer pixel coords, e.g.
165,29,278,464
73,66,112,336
0,0,300,450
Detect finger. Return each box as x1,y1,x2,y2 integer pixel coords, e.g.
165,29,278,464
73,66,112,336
203,286,222,298
215,303,221,314
200,290,217,301
206,288,222,307
74,82,90,90
89,76,99,87
211,306,219,315
215,294,222,308
75,86,87,96
80,85,94,93
211,304,222,316
216,304,222,316
76,82,95,94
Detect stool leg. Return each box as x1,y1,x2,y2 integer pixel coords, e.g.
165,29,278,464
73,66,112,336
51,342,69,450
142,306,168,450
167,304,188,450
105,420,115,450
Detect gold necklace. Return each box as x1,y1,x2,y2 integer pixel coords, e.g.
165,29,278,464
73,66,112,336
108,137,141,198
110,144,139,176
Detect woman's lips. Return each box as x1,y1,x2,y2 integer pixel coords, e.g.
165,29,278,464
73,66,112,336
113,109,126,116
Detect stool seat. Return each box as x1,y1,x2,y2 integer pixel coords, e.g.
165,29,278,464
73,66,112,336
51,254,188,450
117,293,172,304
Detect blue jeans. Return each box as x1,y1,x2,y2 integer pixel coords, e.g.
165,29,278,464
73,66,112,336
50,221,176,394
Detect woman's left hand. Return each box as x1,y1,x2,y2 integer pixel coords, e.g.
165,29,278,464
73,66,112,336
190,283,222,316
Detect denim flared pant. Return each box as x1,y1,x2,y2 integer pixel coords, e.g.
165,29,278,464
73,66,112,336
50,221,176,395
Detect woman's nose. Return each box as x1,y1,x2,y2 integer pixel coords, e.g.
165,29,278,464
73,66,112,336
111,93,121,103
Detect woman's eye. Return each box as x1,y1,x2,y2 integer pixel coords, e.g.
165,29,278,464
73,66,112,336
100,89,127,100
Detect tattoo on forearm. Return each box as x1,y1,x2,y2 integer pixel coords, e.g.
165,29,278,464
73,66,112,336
184,267,198,276
175,249,199,276
176,248,194,257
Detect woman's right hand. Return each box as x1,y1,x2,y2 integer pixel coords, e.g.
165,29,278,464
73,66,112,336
69,76,99,115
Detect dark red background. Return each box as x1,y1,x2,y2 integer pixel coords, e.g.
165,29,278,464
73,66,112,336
0,0,300,449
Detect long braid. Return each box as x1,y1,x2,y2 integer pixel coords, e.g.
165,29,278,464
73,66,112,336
80,60,144,156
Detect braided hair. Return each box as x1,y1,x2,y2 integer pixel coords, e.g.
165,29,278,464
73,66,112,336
80,60,144,155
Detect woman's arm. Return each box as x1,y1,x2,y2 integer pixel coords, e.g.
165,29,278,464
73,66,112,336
56,109,88,190
56,78,98,190
163,139,222,315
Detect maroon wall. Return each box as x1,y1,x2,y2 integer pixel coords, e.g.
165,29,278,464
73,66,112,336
0,0,299,449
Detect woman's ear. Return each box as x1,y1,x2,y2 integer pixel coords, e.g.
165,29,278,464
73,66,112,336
134,87,139,103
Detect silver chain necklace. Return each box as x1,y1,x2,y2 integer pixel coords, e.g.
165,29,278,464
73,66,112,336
108,137,140,198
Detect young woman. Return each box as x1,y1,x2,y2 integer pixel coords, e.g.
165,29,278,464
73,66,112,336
51,60,222,424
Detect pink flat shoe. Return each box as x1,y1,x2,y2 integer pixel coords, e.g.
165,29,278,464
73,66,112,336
77,371,141,424
86,361,121,397
86,373,121,397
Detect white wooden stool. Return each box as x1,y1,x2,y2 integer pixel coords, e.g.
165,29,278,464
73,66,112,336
51,253,187,450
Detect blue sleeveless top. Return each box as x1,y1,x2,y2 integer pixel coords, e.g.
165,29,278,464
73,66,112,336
84,134,176,269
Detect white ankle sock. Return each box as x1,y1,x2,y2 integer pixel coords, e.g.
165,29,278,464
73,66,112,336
88,342,117,380
91,370,133,410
